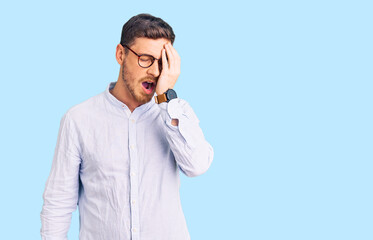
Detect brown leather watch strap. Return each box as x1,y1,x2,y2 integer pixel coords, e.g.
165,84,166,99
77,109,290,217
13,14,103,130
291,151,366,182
154,93,168,104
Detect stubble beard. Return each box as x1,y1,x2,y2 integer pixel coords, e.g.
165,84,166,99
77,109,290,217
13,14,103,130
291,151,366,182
121,62,154,105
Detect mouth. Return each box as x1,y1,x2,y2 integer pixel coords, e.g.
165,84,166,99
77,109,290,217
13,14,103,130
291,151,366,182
141,80,156,95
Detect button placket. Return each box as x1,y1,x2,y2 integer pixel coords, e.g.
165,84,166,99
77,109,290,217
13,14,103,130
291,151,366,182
128,115,140,240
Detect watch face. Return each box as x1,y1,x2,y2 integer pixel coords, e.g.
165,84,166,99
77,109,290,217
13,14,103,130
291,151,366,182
166,89,177,101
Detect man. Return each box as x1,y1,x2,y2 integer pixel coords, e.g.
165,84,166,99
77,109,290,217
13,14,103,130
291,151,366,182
40,13,213,240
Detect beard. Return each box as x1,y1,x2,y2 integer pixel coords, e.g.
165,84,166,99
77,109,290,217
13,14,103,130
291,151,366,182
121,62,156,105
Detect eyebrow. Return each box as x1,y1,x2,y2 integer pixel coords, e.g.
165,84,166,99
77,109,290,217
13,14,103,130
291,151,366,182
139,52,155,57
141,52,161,60
134,48,161,59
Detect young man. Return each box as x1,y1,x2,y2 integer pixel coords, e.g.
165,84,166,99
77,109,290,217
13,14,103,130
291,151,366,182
40,13,213,240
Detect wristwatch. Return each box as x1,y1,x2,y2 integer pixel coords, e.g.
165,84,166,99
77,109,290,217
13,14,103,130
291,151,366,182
154,89,177,104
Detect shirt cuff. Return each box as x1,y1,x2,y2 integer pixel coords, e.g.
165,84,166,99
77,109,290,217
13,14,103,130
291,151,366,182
157,98,201,147
157,98,181,130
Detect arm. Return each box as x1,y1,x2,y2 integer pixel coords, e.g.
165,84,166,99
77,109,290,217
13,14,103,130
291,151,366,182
40,112,81,240
158,99,214,177
155,43,213,177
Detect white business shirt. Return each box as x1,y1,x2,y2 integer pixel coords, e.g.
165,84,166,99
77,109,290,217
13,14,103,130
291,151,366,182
40,82,214,240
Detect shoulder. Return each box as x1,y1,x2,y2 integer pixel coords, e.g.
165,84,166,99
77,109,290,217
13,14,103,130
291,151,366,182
64,91,106,123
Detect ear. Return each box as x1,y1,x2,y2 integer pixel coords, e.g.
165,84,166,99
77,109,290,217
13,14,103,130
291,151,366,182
115,44,125,65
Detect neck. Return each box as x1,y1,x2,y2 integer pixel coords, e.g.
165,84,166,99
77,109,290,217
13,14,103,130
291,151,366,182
110,78,139,112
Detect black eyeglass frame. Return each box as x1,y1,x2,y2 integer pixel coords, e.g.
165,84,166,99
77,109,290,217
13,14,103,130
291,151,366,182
121,43,162,69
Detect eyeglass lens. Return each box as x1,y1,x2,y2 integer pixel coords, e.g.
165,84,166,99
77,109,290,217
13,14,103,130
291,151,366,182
139,56,162,71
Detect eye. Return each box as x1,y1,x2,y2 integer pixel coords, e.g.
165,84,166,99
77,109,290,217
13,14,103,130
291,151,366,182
139,55,153,63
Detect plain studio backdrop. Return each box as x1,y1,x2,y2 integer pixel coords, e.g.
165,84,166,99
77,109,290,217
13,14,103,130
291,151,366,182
0,0,372,239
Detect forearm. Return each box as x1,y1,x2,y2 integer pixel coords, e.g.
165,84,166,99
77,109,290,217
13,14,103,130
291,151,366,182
171,118,179,126
158,98,214,177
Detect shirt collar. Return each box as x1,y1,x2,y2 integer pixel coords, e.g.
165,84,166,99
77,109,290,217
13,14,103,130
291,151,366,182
104,81,155,113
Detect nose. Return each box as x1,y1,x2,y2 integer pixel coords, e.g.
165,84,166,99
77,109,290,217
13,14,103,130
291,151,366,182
147,59,161,77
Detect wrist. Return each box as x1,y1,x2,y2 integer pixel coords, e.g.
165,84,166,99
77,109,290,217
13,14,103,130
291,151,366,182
156,90,166,96
154,89,177,104
156,87,170,96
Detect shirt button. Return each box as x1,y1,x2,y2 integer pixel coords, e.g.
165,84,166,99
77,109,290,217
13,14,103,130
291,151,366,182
132,200,136,205
130,144,136,150
130,119,135,123
132,228,137,232
130,172,136,176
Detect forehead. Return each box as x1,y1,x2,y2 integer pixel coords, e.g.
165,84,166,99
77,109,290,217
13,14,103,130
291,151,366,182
131,37,171,57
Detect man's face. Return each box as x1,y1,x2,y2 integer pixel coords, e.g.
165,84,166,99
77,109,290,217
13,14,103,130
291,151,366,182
121,37,170,105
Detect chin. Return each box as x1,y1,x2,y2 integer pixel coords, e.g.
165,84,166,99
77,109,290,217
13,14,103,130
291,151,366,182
136,92,154,105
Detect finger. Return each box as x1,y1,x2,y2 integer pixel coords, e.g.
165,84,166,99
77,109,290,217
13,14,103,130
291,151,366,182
172,45,181,70
161,48,168,71
165,43,175,70
167,43,180,72
168,43,179,60
170,44,180,73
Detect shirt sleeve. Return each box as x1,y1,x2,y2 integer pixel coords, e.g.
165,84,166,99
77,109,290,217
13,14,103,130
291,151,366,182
40,112,82,240
158,98,214,177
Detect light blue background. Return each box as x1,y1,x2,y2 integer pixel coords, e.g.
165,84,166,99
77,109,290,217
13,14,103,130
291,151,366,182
1,0,372,239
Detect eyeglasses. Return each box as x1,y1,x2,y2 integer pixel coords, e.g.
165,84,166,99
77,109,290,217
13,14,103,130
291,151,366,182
121,43,162,70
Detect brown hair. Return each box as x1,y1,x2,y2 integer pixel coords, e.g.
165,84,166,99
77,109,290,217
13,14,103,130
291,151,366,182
120,13,175,54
